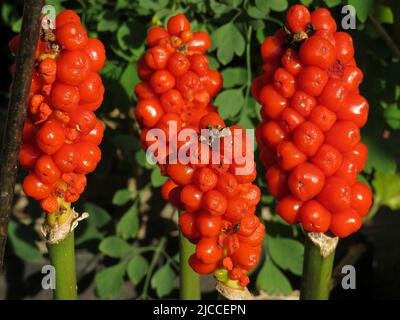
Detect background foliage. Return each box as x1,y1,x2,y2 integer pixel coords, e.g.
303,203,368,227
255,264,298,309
0,0,399,299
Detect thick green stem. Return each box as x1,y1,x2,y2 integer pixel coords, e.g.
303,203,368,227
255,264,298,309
47,232,77,300
300,234,336,300
179,231,201,300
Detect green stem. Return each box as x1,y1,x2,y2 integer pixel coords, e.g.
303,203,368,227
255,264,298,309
47,232,77,300
300,235,336,300
179,231,201,300
138,237,166,299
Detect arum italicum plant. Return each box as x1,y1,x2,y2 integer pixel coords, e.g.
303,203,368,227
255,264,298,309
252,4,372,300
5,5,106,299
136,13,263,299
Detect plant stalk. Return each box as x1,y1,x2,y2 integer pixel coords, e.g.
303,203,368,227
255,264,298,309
179,231,201,300
0,0,44,272
300,234,337,300
47,232,77,300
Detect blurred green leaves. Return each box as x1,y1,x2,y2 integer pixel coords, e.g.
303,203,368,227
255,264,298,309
1,0,399,301
7,220,43,262
95,263,127,299
215,89,244,120
99,236,132,258
221,67,248,88
112,189,133,206
373,172,400,210
151,264,176,298
127,254,149,285
256,256,293,295
116,203,140,239
268,236,304,276
211,23,245,65
349,0,375,23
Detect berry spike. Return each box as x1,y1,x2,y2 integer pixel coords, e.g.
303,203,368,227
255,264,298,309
12,10,106,217
135,13,263,290
253,5,372,238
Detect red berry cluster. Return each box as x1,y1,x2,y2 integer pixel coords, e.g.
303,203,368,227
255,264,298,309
135,14,263,287
12,10,106,214
253,5,372,238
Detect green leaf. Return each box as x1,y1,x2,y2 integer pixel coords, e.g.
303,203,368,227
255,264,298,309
138,0,168,11
363,134,396,174
300,0,314,7
375,3,394,24
324,0,342,7
95,263,126,299
116,204,140,240
151,264,176,298
268,0,288,12
116,0,130,10
210,0,231,16
248,6,266,19
255,0,270,14
117,23,132,51
214,89,244,120
227,0,243,7
83,202,111,228
256,257,293,295
211,23,245,65
151,166,168,187
348,0,375,23
7,220,42,262
372,171,400,210
221,68,248,88
117,21,146,51
112,189,133,206
120,62,139,99
268,236,304,275
1,3,18,26
11,18,22,33
97,13,119,32
135,149,155,169
127,255,149,285
208,56,220,70
383,102,400,129
238,97,258,129
99,236,132,258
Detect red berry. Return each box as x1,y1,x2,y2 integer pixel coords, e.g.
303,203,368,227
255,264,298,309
330,209,362,237
299,200,331,233
286,5,311,33
299,35,336,70
317,176,352,212
288,163,325,201
276,195,303,224
350,182,372,217
23,173,52,200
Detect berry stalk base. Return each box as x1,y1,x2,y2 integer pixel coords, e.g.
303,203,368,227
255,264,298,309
300,233,337,300
47,232,77,300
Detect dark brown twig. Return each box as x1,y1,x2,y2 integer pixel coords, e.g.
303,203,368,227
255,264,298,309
0,0,44,272
369,15,400,59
